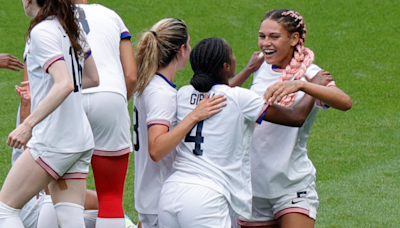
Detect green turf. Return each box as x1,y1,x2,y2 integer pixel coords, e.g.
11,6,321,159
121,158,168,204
0,0,398,227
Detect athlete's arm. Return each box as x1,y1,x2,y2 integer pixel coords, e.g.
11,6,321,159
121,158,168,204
148,94,226,162
229,51,264,87
19,64,31,123
262,94,316,127
262,70,336,127
120,38,137,101
266,70,352,111
0,53,24,71
7,61,74,148
81,55,99,89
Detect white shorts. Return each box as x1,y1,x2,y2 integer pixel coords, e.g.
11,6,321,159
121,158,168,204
19,190,46,228
239,182,319,227
158,182,231,228
31,148,93,180
138,213,159,228
82,92,132,156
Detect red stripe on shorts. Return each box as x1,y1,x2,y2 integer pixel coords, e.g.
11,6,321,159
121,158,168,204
61,172,88,180
36,157,61,180
238,219,277,227
275,207,310,220
94,146,131,156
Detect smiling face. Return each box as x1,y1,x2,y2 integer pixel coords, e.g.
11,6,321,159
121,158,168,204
258,18,299,69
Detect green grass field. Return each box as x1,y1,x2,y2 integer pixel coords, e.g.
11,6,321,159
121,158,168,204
1,0,399,227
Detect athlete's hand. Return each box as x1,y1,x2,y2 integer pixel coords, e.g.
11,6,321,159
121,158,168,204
264,80,305,104
7,122,32,149
0,53,24,71
309,70,333,86
245,51,264,73
15,81,31,100
190,94,227,121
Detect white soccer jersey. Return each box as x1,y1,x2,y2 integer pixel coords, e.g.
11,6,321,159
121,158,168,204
250,62,326,198
133,74,178,214
26,16,94,153
166,84,268,219
77,4,131,100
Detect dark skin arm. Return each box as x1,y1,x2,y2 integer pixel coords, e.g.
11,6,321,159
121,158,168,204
0,53,24,71
261,70,333,127
229,51,264,87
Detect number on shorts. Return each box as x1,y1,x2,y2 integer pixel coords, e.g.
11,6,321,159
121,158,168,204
184,121,204,156
133,106,140,151
69,46,82,92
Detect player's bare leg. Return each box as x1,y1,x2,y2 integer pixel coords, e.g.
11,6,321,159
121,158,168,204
0,148,53,209
278,213,314,228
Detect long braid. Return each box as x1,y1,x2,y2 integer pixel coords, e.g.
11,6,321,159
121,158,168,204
263,9,315,107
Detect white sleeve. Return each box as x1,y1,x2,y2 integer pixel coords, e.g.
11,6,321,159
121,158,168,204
30,25,64,72
114,11,130,39
144,89,177,129
233,87,267,123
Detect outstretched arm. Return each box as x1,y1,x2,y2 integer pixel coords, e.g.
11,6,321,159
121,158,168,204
148,94,226,162
0,53,24,71
263,94,316,127
262,70,334,127
229,51,264,87
265,70,352,111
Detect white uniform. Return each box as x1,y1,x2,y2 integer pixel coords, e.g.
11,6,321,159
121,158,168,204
133,74,177,223
244,62,332,222
26,16,93,153
25,16,94,179
158,84,268,227
78,4,131,98
77,4,132,155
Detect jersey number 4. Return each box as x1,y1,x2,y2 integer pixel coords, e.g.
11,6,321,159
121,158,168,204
184,121,204,156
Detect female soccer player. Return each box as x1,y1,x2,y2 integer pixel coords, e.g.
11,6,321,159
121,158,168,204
0,0,99,227
157,37,333,228
75,1,137,227
133,18,226,228
236,9,352,228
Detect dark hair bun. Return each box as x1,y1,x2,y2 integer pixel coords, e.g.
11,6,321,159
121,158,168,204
190,73,214,92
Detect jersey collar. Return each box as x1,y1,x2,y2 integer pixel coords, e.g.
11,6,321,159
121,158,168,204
156,73,177,88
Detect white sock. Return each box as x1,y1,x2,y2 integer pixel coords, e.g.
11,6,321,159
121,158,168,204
0,201,24,228
83,209,98,228
96,217,125,228
37,195,58,228
54,202,85,228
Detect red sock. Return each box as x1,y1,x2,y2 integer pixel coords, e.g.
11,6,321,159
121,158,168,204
91,153,129,218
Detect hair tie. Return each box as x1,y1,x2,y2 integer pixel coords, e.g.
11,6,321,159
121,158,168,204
150,31,157,37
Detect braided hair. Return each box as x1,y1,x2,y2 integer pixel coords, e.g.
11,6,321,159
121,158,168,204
263,9,315,107
190,38,231,92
